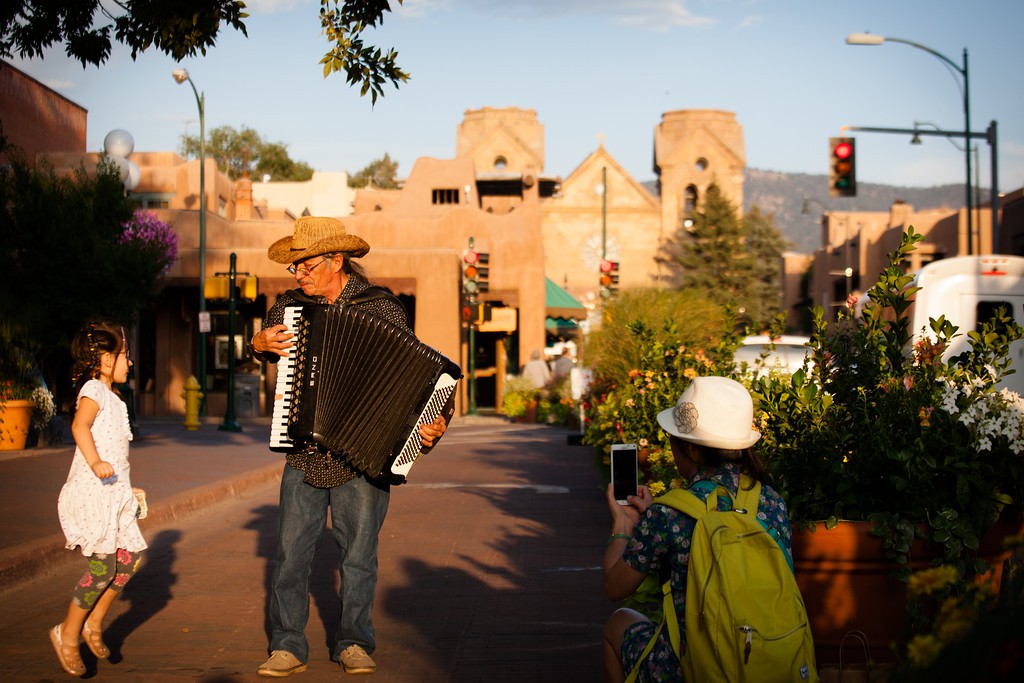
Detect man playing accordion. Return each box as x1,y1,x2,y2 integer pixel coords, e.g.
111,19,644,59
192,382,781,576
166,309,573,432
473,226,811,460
251,216,452,677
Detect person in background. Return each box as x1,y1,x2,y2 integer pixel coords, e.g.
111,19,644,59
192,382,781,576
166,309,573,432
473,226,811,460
552,347,574,383
521,349,551,389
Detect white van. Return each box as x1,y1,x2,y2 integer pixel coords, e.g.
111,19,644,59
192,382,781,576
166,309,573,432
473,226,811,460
911,255,1024,395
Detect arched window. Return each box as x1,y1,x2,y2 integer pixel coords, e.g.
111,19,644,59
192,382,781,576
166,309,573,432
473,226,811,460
684,185,698,215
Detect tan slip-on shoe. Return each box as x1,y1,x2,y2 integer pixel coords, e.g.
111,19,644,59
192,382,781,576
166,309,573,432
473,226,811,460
257,650,308,677
81,622,110,659
339,644,376,674
49,623,85,676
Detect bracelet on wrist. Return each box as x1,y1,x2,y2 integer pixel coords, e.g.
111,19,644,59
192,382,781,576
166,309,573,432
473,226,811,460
607,533,632,546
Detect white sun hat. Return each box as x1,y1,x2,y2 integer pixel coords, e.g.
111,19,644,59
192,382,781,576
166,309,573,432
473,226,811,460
656,376,761,450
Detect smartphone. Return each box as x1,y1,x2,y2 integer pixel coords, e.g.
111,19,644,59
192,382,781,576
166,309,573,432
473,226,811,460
610,443,639,505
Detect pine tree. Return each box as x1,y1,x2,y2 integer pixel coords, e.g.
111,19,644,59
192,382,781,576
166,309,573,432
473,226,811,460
663,183,789,329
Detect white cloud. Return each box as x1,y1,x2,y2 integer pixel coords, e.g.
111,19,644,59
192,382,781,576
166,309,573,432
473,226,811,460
614,1,717,30
405,0,716,29
737,14,764,30
244,0,310,13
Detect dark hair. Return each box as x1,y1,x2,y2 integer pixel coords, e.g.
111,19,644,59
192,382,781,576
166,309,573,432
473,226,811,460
70,320,126,400
340,253,368,282
673,436,773,489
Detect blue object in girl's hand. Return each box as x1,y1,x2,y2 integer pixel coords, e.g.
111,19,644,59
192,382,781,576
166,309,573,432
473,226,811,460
100,474,118,485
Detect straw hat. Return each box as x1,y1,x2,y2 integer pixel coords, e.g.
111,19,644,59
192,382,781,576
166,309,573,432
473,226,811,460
267,216,370,264
656,376,761,451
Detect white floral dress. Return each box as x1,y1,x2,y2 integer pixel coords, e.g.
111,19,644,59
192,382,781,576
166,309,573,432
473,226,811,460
57,380,147,556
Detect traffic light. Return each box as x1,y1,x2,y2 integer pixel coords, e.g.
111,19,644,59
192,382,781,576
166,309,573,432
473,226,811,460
475,252,490,293
462,248,481,297
599,258,620,297
829,137,856,198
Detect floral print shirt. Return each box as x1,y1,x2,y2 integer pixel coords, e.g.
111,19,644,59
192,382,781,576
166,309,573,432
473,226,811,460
619,462,791,682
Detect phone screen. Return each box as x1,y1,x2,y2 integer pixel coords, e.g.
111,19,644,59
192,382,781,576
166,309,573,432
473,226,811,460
611,444,639,503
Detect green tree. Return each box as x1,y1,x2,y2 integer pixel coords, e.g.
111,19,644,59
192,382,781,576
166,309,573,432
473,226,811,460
659,183,788,330
2,1,408,103
348,154,399,189
179,125,313,182
743,205,790,327
0,148,172,391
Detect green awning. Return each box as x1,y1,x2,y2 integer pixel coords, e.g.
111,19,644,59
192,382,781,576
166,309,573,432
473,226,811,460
545,277,587,320
546,317,579,332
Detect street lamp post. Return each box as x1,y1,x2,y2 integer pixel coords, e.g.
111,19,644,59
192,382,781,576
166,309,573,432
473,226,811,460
173,68,208,415
846,33,973,255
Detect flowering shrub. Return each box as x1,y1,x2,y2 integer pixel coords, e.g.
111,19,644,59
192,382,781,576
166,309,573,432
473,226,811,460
893,543,1024,681
1,323,38,407
0,379,34,403
502,374,541,418
30,385,56,429
752,228,1024,584
583,319,743,494
120,210,177,273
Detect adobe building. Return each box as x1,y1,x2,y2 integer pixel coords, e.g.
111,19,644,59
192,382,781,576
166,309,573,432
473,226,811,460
0,61,86,165
806,200,997,321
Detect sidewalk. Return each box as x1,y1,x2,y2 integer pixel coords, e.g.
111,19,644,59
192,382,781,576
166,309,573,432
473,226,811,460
0,412,524,585
0,416,285,584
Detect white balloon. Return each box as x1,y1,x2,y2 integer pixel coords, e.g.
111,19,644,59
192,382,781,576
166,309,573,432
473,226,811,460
125,160,141,190
107,155,130,183
103,129,134,158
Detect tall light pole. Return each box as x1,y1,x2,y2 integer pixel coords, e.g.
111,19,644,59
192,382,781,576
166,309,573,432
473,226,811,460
846,33,973,254
173,68,208,414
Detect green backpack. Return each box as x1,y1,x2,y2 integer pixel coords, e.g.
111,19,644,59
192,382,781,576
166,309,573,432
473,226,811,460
625,475,818,683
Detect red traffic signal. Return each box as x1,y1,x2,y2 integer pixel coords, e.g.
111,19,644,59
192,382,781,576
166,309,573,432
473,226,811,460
829,137,856,198
598,259,620,296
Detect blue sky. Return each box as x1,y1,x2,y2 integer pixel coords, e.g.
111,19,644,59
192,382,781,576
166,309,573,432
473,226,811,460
11,0,1024,193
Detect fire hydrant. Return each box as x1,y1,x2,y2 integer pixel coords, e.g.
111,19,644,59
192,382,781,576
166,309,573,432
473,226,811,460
182,375,203,431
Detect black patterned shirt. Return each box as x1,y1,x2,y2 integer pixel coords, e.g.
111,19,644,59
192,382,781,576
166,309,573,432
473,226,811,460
261,277,410,488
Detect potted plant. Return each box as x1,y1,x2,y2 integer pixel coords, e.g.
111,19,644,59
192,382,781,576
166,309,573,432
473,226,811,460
501,374,542,422
751,228,1024,664
0,323,41,451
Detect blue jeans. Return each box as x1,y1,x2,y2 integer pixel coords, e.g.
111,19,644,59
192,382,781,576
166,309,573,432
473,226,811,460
269,464,390,662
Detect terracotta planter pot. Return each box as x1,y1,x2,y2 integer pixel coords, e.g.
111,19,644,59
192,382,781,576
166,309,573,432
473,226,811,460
793,517,1019,668
0,399,34,451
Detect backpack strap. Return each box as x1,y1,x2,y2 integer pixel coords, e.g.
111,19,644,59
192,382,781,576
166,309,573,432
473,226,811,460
682,475,794,572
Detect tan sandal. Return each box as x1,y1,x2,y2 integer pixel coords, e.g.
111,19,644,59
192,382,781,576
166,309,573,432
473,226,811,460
81,622,110,659
49,623,85,676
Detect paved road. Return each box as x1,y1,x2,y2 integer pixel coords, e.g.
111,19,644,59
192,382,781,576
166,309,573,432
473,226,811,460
0,419,612,682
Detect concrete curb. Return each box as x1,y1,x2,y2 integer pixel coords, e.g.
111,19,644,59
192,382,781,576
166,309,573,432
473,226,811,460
0,461,282,585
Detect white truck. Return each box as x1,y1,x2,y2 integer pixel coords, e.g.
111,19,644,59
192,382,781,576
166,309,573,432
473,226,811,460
911,255,1024,395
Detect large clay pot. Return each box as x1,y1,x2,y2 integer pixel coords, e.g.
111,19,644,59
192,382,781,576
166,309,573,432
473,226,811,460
793,518,1018,668
0,399,34,451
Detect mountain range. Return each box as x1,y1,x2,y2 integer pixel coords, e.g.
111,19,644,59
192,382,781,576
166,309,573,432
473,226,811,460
742,168,978,253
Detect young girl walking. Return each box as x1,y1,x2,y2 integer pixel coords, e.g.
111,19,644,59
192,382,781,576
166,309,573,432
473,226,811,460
49,321,148,676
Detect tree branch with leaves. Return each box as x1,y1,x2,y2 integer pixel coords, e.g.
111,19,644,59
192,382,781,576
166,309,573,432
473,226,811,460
2,1,408,102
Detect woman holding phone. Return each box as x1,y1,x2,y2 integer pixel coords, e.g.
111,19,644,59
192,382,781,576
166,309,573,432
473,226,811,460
599,376,791,683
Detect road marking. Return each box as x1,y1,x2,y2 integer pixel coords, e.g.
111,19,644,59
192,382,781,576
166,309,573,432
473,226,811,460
407,483,569,494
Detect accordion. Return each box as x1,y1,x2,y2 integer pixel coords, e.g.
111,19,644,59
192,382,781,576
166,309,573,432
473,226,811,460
269,303,461,482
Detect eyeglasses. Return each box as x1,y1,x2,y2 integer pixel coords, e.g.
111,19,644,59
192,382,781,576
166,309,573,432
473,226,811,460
287,256,331,276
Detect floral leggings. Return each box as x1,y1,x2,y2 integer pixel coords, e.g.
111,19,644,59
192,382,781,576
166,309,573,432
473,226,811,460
72,549,144,608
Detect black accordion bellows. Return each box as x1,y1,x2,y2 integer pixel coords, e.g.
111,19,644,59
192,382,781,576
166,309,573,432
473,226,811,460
271,304,461,481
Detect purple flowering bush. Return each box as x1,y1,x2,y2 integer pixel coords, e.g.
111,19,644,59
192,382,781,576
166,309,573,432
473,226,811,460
120,210,177,273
